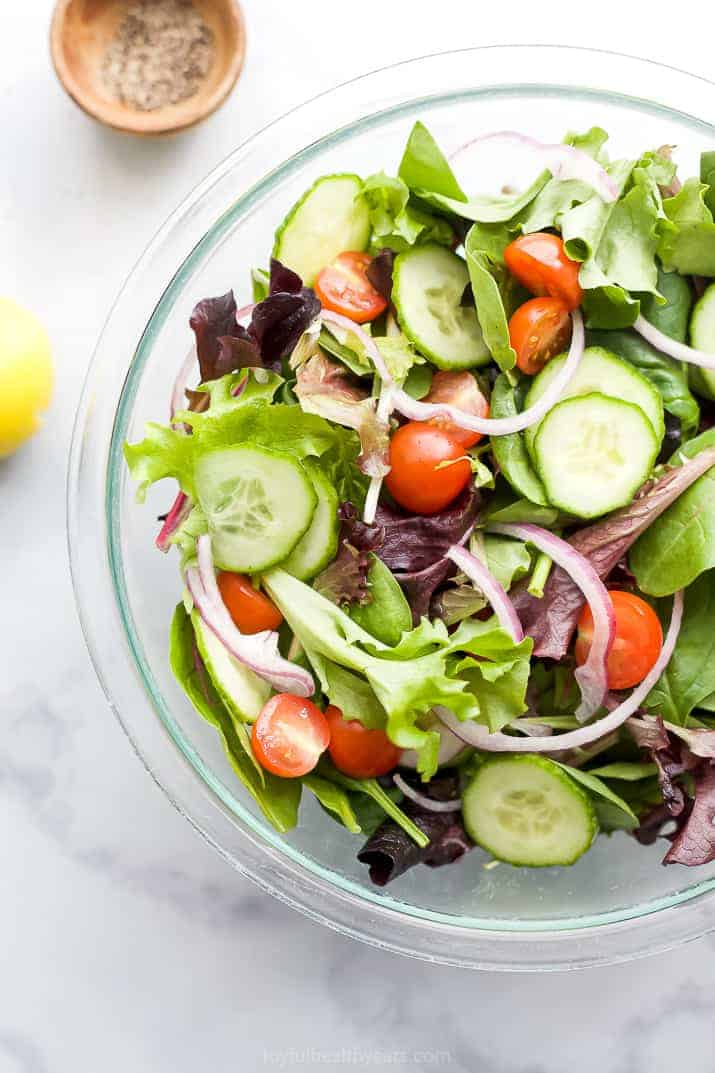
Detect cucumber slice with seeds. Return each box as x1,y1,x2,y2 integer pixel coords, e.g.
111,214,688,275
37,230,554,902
272,174,370,286
195,445,317,573
281,460,339,581
463,755,598,867
533,393,658,519
689,283,715,401
392,244,490,369
192,611,270,724
524,346,664,461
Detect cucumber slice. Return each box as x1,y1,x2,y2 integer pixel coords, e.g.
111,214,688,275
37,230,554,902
524,346,664,460
463,755,598,867
533,393,658,519
392,244,490,369
194,445,317,573
192,611,270,723
281,460,339,580
689,283,715,401
272,174,370,286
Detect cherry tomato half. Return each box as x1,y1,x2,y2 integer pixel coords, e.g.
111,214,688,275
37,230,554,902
251,694,330,778
508,297,573,376
575,590,664,691
315,252,388,324
504,233,583,311
385,422,472,515
217,572,283,634
423,370,490,448
325,705,402,778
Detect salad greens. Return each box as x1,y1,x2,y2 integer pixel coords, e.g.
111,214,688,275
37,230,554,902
127,120,715,883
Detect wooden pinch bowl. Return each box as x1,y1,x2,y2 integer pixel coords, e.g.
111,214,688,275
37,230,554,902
50,0,246,135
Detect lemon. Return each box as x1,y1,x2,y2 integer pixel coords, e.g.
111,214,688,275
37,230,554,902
0,298,53,458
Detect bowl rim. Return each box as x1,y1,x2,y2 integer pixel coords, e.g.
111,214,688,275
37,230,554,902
68,44,715,970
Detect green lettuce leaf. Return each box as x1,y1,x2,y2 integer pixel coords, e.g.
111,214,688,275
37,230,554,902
169,604,301,833
362,171,454,252
450,649,531,733
658,178,715,277
701,151,715,215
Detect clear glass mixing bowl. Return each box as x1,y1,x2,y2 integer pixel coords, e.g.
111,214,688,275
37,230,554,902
68,46,715,970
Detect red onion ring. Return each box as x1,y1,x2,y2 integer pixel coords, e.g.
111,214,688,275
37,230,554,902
187,535,314,696
391,309,584,436
156,491,192,553
634,315,715,371
393,773,462,813
446,545,524,643
450,132,619,204
436,589,683,752
487,522,615,720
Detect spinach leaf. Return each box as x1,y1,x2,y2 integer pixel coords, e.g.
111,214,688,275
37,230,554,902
587,762,659,781
489,374,550,504
581,284,640,329
630,436,715,595
552,762,638,822
644,571,715,724
350,555,413,647
398,121,466,201
302,774,362,833
169,605,301,833
464,231,517,371
317,759,430,847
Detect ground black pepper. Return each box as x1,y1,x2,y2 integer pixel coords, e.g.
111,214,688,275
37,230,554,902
101,0,215,112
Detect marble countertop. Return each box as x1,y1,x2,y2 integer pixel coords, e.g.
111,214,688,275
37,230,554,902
2,3,715,1070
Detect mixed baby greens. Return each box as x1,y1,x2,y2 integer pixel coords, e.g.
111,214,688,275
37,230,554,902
126,121,715,885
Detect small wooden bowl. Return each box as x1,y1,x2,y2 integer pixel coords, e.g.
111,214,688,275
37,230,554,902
50,0,246,135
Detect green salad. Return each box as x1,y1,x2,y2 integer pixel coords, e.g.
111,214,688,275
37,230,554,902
126,123,715,885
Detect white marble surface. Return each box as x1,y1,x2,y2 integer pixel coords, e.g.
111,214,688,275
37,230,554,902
2,3,715,1070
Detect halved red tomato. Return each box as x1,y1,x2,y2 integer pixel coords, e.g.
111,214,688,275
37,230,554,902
251,694,330,778
504,233,583,310
325,705,402,778
315,252,388,324
575,590,663,691
508,297,572,375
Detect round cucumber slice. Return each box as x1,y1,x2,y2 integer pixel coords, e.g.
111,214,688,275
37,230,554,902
533,393,659,519
281,460,339,581
463,755,598,867
192,612,270,723
194,445,317,573
689,283,715,401
272,174,370,286
524,346,664,461
392,244,490,369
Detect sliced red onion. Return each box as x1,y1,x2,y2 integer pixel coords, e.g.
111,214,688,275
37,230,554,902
450,132,619,203
156,491,192,553
321,309,394,385
487,522,615,720
362,382,395,524
634,316,715,371
393,773,462,813
391,309,584,436
187,535,314,697
445,545,524,643
437,589,683,753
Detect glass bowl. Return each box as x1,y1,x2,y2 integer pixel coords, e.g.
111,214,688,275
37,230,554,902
68,46,715,970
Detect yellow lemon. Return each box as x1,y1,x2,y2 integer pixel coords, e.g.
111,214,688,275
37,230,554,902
0,298,53,458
